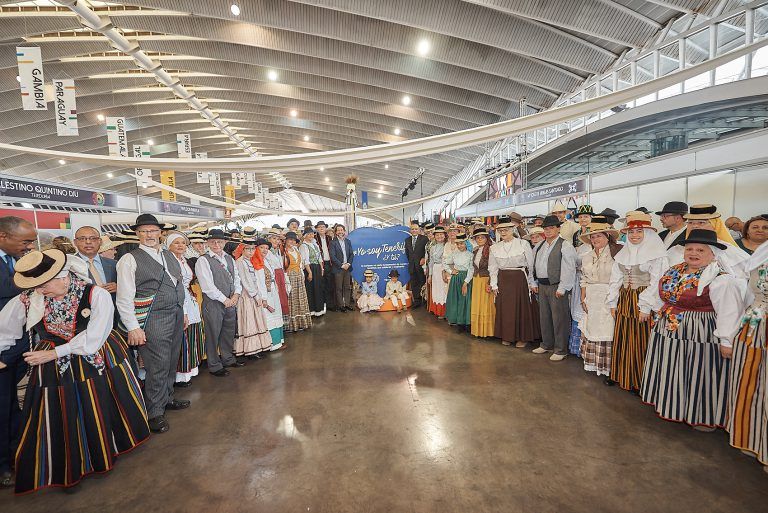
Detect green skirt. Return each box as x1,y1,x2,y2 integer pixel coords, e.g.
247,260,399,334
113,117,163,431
446,271,472,326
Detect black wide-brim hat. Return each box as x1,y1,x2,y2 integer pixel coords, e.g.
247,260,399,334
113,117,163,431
677,228,727,250
541,215,562,228
285,231,300,242
254,237,272,248
315,220,328,228
131,213,164,230
303,227,316,236
287,218,300,226
388,269,400,278
598,208,620,222
207,228,230,241
655,201,689,215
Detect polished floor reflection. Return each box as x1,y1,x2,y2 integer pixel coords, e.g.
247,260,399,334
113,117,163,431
2,309,767,512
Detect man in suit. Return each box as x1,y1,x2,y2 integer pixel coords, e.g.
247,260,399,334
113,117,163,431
404,221,429,307
656,201,688,249
73,226,117,296
330,224,354,312
315,221,335,310
0,216,37,488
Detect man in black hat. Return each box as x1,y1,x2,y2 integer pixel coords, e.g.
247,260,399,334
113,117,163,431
531,215,577,362
117,214,188,434
656,201,688,249
405,220,429,307
195,229,243,377
0,216,37,487
315,220,335,311
287,218,300,235
598,208,620,227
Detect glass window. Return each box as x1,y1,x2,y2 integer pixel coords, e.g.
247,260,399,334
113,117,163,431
599,75,613,95
685,28,710,67
715,55,747,84
716,15,746,56
616,65,632,90
659,42,680,76
756,6,768,40
752,46,768,77
636,53,655,83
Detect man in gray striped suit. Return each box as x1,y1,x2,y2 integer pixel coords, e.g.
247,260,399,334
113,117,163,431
117,214,189,434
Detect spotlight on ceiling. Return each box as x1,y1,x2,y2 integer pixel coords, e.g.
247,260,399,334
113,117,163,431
225,180,231,185
290,109,298,117
97,114,105,121
230,3,240,16
401,95,411,106
147,139,154,145
416,39,430,56
384,164,389,170
324,176,329,182
16,75,21,83
303,135,310,142
320,167,325,171
58,159,66,165
267,70,278,81
377,193,382,199
394,128,401,136
329,186,334,191
106,172,113,178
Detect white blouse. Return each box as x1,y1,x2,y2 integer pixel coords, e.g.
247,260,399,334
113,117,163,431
444,249,474,284
236,257,262,300
606,256,668,314
0,287,114,359
580,247,614,287
174,255,201,324
488,239,534,290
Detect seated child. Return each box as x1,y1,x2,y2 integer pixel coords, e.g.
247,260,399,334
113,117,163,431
357,269,385,313
386,269,409,313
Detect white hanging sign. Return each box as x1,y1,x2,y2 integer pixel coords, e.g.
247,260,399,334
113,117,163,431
106,117,128,157
53,79,77,136
16,47,46,111
246,173,256,193
133,144,151,183
177,133,192,158
195,152,208,183
209,171,222,197
231,172,243,189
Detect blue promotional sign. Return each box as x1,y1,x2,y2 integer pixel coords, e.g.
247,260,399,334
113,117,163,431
348,225,411,296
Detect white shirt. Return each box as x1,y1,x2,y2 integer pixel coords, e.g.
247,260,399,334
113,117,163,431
339,237,348,263
319,235,331,261
195,250,242,304
533,239,577,294
236,257,261,299
488,239,534,290
0,287,113,358
663,226,686,249
606,257,668,313
116,244,178,332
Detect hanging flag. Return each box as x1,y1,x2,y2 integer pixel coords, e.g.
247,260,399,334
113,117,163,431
133,145,151,184
106,117,128,157
16,47,46,111
361,191,369,208
160,170,177,202
195,152,208,183
224,184,236,218
177,133,192,159
209,172,222,197
52,79,77,136
246,174,256,193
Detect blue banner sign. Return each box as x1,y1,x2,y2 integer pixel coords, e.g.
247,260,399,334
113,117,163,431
348,225,411,296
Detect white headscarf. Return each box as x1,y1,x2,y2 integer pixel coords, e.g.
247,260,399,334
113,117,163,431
164,232,187,251
614,227,667,266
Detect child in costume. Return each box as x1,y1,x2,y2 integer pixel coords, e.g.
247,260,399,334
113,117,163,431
357,269,385,313
386,269,410,313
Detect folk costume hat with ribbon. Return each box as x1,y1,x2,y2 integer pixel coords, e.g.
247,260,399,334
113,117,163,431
471,227,490,238
579,222,619,245
455,233,468,242
677,228,727,250
552,200,567,213
620,211,656,233
597,208,620,224
497,213,523,228
364,269,375,278
524,227,544,240
14,249,91,289
433,225,447,234
303,227,316,236
99,235,123,253
684,204,720,220
187,232,207,242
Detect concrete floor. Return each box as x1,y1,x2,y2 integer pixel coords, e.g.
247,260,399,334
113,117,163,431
1,308,767,512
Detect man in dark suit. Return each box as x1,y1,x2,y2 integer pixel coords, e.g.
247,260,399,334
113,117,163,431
404,221,429,307
655,201,689,248
329,224,354,312
0,216,37,488
73,226,118,296
315,221,336,310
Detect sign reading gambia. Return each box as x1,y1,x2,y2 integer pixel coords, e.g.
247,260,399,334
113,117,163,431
348,225,411,296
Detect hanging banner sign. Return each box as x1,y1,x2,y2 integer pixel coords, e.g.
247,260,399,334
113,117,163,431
177,133,192,159
133,145,151,183
224,184,236,218
348,225,411,296
160,170,177,202
16,47,47,111
53,79,77,136
0,175,118,207
514,178,587,205
106,117,128,157
194,152,208,183
209,172,222,197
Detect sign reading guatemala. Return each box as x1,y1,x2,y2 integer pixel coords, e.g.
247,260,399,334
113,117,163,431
348,225,411,296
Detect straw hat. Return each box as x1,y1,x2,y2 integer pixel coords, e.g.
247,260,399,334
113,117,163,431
187,232,207,242
433,225,447,234
552,200,567,213
620,211,656,232
684,204,720,220
523,227,544,240
579,222,619,245
471,227,489,238
455,233,468,242
13,249,67,289
497,213,523,229
364,269,375,277
99,235,124,253
267,227,284,237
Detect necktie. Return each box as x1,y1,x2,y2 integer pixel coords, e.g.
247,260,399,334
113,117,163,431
4,255,13,273
89,258,104,286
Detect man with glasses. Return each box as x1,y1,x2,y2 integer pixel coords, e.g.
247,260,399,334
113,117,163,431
74,226,117,296
117,214,188,434
0,216,37,488
655,202,688,249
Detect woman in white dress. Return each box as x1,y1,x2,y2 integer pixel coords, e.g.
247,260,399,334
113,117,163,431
235,237,274,358
256,238,286,350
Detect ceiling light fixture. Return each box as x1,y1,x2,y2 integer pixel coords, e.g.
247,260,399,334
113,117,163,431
394,128,401,136
230,3,240,16
329,186,334,191
320,167,325,171
324,177,329,182
416,39,431,56
401,95,411,106
377,193,382,198
106,172,113,178
303,135,310,142
58,159,66,165
16,75,21,83
97,114,105,121
225,180,231,185
147,139,154,145
267,70,278,81
290,109,298,117
384,164,389,170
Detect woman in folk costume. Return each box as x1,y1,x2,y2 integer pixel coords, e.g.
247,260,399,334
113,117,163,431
606,211,669,391
234,237,274,357
254,238,285,350
443,233,474,332
267,229,291,324
578,222,621,377
667,204,749,270
469,227,495,338
728,240,768,469
568,205,595,357
165,233,205,387
299,228,326,317
358,269,385,312
641,230,745,429
283,232,312,332
427,226,448,318
489,214,540,347
0,250,149,494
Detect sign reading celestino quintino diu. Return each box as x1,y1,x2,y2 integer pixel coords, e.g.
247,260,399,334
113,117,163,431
0,176,118,208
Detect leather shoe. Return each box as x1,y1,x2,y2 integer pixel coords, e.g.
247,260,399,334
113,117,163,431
211,368,230,377
173,381,191,388
165,399,191,410
0,471,14,488
225,360,246,368
344,306,354,312
148,415,169,433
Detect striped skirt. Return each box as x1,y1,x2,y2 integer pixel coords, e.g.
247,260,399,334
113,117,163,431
641,311,730,428
15,331,150,494
235,293,273,356
177,321,204,378
610,286,651,391
728,307,768,463
446,271,472,326
470,276,495,337
286,269,312,332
